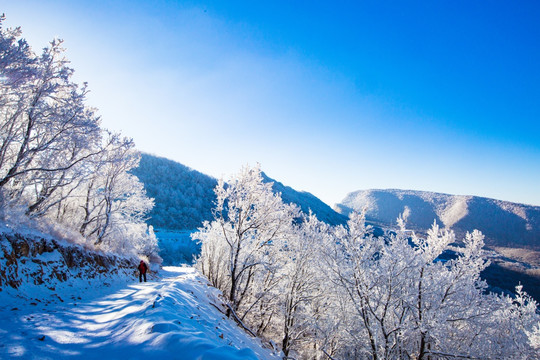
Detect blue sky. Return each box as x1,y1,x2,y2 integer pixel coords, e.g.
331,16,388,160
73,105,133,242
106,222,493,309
4,1,540,206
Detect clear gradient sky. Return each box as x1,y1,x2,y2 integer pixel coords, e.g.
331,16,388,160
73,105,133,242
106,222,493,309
3,1,540,206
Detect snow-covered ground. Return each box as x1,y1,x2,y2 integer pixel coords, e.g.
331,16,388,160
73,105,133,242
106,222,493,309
0,266,279,360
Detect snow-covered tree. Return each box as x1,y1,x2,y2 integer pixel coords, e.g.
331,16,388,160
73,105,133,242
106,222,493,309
321,212,540,359
0,18,158,261
69,136,155,252
192,162,540,359
0,35,103,198
194,165,299,318
276,212,329,358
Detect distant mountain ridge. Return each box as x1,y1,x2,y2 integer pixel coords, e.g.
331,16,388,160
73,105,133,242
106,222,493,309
133,154,347,231
336,189,540,249
262,172,348,226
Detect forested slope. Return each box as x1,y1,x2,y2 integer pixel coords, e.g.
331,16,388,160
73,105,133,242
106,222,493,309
262,173,347,226
131,154,218,230
133,154,347,230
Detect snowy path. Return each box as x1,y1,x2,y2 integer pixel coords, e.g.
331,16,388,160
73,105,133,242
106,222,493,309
0,267,278,360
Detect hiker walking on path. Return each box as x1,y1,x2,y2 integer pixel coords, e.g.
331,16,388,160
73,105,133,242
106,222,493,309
138,260,148,282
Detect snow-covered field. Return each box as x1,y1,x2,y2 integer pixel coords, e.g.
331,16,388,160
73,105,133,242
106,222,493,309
0,267,279,360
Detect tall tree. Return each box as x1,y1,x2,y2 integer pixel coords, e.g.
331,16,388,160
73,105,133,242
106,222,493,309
277,212,328,357
0,36,102,194
0,18,159,260
194,165,299,316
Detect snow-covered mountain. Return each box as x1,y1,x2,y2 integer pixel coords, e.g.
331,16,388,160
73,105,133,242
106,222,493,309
261,172,347,226
336,189,540,249
131,153,218,230
133,153,347,231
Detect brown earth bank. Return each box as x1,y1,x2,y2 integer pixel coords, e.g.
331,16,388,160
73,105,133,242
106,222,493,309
0,231,152,300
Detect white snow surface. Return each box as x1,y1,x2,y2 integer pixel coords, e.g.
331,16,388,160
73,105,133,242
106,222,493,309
0,266,279,360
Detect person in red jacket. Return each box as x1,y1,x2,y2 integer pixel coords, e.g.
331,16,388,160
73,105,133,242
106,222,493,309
138,260,148,282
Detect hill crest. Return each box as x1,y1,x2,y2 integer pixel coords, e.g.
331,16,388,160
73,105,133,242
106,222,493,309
336,188,540,249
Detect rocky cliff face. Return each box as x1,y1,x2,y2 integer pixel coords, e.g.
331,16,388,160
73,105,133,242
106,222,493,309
0,231,141,300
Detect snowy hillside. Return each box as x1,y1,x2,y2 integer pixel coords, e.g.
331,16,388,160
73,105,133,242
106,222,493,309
262,172,347,226
130,153,218,231
0,229,140,297
133,153,347,231
336,189,540,249
0,266,278,360
0,228,278,359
